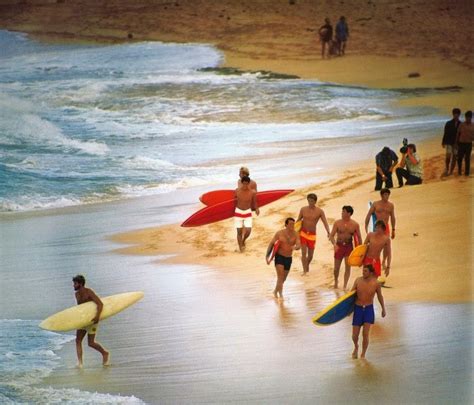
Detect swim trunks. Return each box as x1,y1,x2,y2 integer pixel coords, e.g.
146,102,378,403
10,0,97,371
274,253,292,271
234,208,252,229
80,323,99,335
362,256,382,277
300,229,316,249
352,304,375,326
334,241,353,260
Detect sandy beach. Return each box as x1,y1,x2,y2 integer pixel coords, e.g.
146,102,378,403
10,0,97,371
1,0,473,403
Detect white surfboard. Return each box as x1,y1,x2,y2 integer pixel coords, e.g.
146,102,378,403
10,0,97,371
39,291,144,332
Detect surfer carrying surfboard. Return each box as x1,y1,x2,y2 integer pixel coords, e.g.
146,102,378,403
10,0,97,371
266,218,301,299
364,188,396,239
329,205,362,290
363,220,392,278
235,176,259,252
296,193,330,275
350,265,386,359
73,275,110,368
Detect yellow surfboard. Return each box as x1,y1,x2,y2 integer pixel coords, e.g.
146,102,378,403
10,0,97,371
347,244,368,267
294,220,302,233
39,291,144,332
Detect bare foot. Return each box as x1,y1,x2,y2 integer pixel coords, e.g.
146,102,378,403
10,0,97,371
301,272,309,277
360,352,366,359
76,362,84,369
273,290,278,299
103,351,110,366
352,347,358,359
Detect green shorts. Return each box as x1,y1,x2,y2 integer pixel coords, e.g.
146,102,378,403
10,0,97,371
80,323,99,335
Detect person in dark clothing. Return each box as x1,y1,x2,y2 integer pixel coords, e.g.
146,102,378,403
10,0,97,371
442,108,461,176
318,18,333,59
374,147,398,190
456,110,474,176
335,16,349,56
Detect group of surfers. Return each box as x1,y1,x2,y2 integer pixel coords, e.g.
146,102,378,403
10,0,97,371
235,166,393,358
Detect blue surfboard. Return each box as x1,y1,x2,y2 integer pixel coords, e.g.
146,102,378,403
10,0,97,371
312,290,356,326
369,201,377,231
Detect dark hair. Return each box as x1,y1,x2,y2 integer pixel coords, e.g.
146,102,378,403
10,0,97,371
307,193,317,201
73,275,86,286
363,264,375,273
452,108,461,115
375,220,386,231
342,205,354,215
241,175,251,183
380,188,391,195
466,110,472,119
407,143,417,153
285,217,295,225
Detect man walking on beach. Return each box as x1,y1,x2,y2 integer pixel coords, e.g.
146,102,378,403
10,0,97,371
364,188,396,239
363,220,391,278
374,147,398,190
351,265,386,359
329,205,362,290
442,108,461,176
73,275,110,368
318,18,333,59
395,143,423,186
266,218,301,299
238,166,257,191
235,176,259,252
296,193,330,275
456,110,473,177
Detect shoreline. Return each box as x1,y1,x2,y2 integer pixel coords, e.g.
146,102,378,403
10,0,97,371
109,135,473,304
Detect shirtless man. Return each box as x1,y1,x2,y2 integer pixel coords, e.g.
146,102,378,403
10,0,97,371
296,193,330,275
365,188,396,240
329,205,362,290
351,265,386,359
73,275,110,368
363,220,391,278
235,176,259,252
266,218,301,299
237,166,257,191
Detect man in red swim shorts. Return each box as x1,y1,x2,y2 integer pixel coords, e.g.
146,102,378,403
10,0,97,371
363,220,391,278
329,205,362,289
296,193,330,275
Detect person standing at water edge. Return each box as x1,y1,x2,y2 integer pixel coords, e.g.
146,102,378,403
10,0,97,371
237,166,257,191
296,193,330,275
456,110,473,176
442,108,461,176
363,220,391,278
329,205,362,290
374,147,398,190
351,265,386,359
73,275,110,368
396,143,423,186
335,16,349,56
318,18,333,59
267,218,301,299
365,188,396,239
235,176,259,252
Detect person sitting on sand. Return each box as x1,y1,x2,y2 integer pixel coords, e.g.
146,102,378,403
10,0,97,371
73,275,110,368
363,220,391,278
266,217,301,299
395,143,423,187
329,205,362,290
237,166,257,191
235,176,259,252
296,193,330,275
351,264,386,359
364,188,396,239
318,18,333,59
441,108,461,176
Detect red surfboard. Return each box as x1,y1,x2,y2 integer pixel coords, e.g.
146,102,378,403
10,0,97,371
266,240,281,265
199,190,235,206
181,189,294,227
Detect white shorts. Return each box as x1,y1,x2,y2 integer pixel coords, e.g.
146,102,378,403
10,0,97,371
234,208,253,229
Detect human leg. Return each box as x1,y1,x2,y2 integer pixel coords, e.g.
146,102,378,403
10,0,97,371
333,257,342,288
395,167,409,187
405,174,422,185
273,264,286,298
352,325,361,359
343,257,351,290
87,333,110,365
374,171,383,190
236,228,244,252
360,323,371,358
75,329,86,368
242,226,252,247
457,143,467,175
464,143,472,175
385,172,394,188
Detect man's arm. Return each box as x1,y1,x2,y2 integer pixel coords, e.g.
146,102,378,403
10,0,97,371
252,191,259,215
266,232,279,258
399,153,407,168
383,238,392,276
442,121,449,146
329,221,338,248
294,231,301,251
390,204,396,239
364,204,375,234
407,149,419,165
456,124,462,144
376,284,386,317
351,278,359,292
354,223,362,246
320,210,330,237
88,289,104,324
296,208,303,223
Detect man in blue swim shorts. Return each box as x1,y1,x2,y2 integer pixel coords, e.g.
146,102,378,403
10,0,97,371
350,265,386,359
